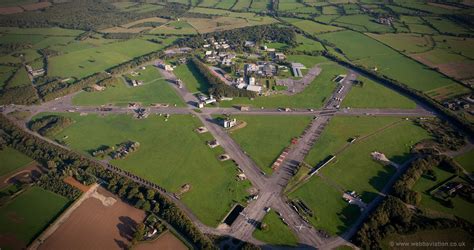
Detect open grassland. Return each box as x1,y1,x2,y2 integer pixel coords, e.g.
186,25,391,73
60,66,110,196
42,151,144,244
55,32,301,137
367,33,434,54
183,14,277,33
294,34,325,52
341,76,417,109
229,115,312,174
0,65,15,89
232,0,251,10
412,167,473,223
332,14,394,33
253,211,298,246
216,0,237,9
381,228,474,250
305,116,431,202
322,5,338,14
289,176,361,235
150,20,197,35
0,187,69,249
278,0,307,11
0,147,34,177
319,30,469,96
283,18,342,34
0,27,83,36
220,57,342,109
44,113,250,226
174,62,211,93
250,0,269,11
48,39,167,79
424,17,472,35
454,150,474,173
73,67,184,106
6,67,30,88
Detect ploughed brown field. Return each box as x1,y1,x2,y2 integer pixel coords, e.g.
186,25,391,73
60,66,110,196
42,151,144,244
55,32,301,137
135,231,188,250
38,187,145,250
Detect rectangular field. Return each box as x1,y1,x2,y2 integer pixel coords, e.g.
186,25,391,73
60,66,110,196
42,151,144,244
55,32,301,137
42,113,251,226
0,147,34,177
0,187,69,249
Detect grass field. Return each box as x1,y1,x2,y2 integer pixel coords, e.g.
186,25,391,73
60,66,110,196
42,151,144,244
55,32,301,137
0,187,69,248
294,34,325,52
367,33,434,54
304,116,431,202
454,150,473,174
6,67,30,88
412,167,474,223
253,211,298,246
48,39,166,79
341,76,417,109
332,14,394,33
0,65,15,89
319,30,468,95
289,176,361,235
174,62,211,93
73,67,185,106
219,57,343,109
150,20,197,35
284,18,342,34
0,147,34,177
424,17,471,35
229,115,312,174
183,14,277,33
42,113,250,226
232,0,251,10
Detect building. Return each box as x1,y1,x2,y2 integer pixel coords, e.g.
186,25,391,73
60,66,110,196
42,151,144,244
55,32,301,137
245,41,255,47
240,106,250,111
248,77,256,85
222,118,237,128
274,52,286,61
246,84,262,93
291,62,306,77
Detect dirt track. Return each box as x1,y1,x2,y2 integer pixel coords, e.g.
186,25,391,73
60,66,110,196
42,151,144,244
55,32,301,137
38,187,145,250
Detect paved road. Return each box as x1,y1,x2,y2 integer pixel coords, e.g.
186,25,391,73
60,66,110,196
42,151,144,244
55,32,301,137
0,63,441,249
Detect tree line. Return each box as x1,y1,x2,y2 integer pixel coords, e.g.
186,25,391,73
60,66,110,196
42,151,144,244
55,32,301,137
190,57,256,98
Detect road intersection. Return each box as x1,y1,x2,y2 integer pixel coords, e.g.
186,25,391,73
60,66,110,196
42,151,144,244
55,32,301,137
1,66,437,249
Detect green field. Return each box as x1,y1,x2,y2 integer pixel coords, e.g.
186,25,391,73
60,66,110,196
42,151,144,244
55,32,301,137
48,39,166,79
319,30,468,95
42,113,250,226
341,76,417,109
229,115,312,173
332,14,394,33
6,67,30,88
284,18,342,35
72,67,185,106
424,17,471,36
0,147,34,177
289,175,361,235
454,150,474,174
305,116,431,202
174,62,211,93
253,211,298,246
150,21,197,35
0,187,69,248
294,34,325,52
412,167,474,223
367,33,433,54
219,57,343,109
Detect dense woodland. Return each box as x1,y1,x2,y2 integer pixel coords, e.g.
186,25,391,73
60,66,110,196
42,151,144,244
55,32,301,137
0,0,188,30
354,195,474,249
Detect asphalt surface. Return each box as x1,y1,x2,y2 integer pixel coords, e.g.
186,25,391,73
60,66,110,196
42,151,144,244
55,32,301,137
0,64,440,249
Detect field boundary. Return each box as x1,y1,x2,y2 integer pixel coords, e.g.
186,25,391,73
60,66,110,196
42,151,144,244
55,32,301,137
28,184,99,250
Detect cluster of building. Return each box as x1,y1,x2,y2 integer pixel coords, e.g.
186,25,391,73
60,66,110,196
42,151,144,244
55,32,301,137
444,95,472,112
291,63,306,78
342,191,367,210
133,107,149,119
375,16,394,25
205,50,236,66
155,60,174,71
110,141,140,160
25,64,45,77
197,94,217,108
129,79,143,87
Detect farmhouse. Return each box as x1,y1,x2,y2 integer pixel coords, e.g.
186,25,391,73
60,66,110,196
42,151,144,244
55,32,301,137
222,118,237,128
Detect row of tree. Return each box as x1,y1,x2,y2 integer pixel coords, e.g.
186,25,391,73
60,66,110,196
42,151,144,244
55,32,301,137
0,114,215,249
29,115,74,137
